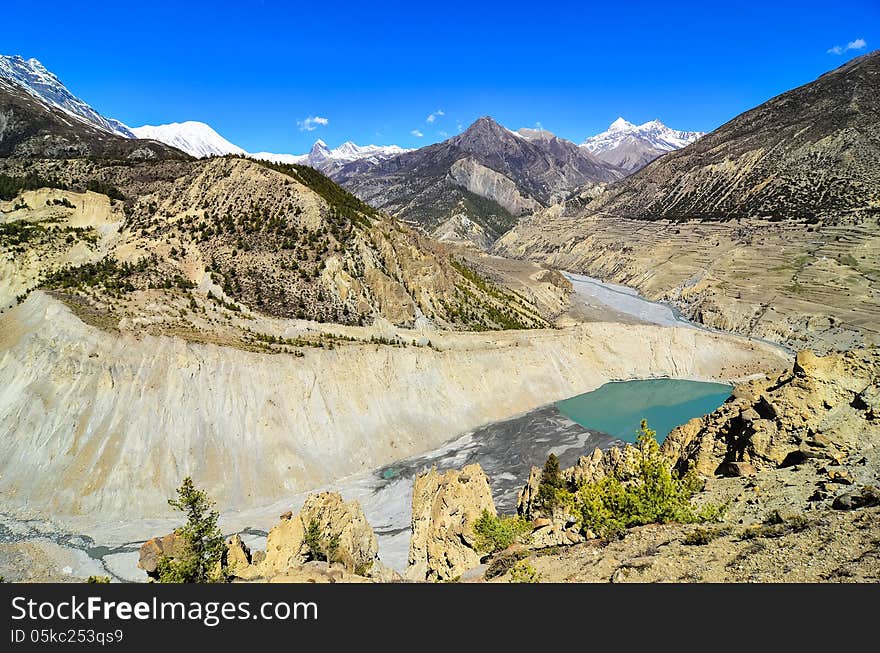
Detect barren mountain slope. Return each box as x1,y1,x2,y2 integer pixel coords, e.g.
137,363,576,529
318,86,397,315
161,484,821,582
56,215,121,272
1,156,550,333
496,52,880,352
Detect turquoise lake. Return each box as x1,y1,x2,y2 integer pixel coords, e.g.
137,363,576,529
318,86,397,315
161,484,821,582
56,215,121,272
555,378,733,443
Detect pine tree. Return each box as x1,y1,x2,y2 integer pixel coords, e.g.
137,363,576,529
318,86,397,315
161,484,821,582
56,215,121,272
157,477,227,583
536,452,564,513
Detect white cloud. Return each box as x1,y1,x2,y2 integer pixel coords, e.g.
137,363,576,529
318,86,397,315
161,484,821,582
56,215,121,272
456,121,463,132
297,115,329,131
847,38,867,50
535,121,544,130
828,38,867,55
411,129,424,137
438,130,448,138
426,109,445,124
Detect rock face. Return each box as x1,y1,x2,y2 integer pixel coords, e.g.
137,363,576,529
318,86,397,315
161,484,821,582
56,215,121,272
664,349,879,476
225,534,256,579
448,157,542,216
407,464,496,581
137,533,186,579
259,491,378,579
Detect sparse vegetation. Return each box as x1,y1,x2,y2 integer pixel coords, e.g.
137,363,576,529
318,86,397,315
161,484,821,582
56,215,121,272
472,509,533,554
87,575,111,583
448,258,545,330
254,159,377,229
683,526,729,545
740,511,811,540
0,221,97,251
0,172,68,200
304,518,340,563
509,560,541,583
574,421,722,538
85,179,125,201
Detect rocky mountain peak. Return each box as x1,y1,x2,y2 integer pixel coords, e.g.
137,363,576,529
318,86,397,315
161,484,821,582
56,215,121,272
0,53,135,138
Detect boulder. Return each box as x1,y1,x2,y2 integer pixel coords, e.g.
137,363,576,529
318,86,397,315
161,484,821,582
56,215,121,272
269,561,372,584
137,533,186,578
718,461,757,477
832,486,880,511
406,464,495,582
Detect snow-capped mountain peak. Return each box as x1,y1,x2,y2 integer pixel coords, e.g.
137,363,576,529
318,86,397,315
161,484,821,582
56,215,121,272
130,121,245,158
251,139,413,171
608,117,636,131
0,54,134,138
580,117,705,172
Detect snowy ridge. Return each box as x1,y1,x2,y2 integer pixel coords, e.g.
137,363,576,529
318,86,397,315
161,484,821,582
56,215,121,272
0,54,134,138
131,122,245,157
129,120,411,165
581,117,704,155
251,140,411,167
580,117,705,171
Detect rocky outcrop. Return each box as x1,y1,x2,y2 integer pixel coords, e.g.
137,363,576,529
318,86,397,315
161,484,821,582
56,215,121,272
449,157,541,217
137,533,186,579
299,492,379,573
406,464,496,581
255,491,378,580
268,561,372,584
225,534,259,580
663,349,879,477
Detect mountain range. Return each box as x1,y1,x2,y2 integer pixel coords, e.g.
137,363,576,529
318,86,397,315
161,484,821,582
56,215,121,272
580,117,704,171
329,116,626,246
0,53,705,249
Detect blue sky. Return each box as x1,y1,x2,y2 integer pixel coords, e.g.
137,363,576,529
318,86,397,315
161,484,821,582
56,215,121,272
3,0,877,153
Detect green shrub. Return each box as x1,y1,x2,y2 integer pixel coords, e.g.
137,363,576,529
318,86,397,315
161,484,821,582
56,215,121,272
509,560,540,583
683,526,728,545
485,548,530,580
304,519,340,563
86,179,125,201
472,509,533,554
0,172,68,200
156,477,227,583
87,575,111,583
740,512,811,540
575,420,721,539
